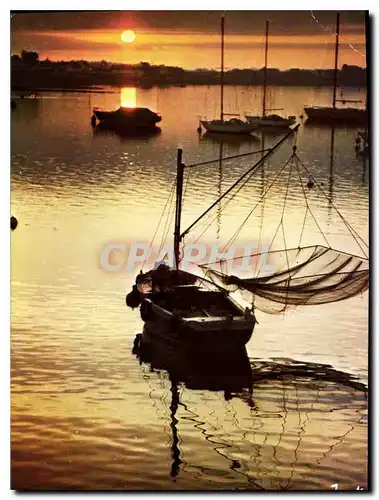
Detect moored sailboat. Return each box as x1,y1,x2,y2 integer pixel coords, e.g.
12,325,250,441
200,16,258,136
304,12,367,125
245,21,296,129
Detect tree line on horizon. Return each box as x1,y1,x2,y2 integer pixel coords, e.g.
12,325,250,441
11,50,367,90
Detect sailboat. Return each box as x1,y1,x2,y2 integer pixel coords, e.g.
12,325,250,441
304,12,367,125
125,122,368,347
245,21,296,129
200,16,258,135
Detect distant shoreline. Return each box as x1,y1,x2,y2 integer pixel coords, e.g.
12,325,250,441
11,56,366,92
10,82,367,95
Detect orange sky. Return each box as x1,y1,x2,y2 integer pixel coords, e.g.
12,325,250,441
11,11,367,70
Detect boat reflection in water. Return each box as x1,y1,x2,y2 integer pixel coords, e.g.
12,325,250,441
200,130,260,147
132,332,368,490
92,122,161,141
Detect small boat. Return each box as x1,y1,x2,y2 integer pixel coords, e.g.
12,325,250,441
92,106,161,130
245,22,297,130
199,16,257,136
200,118,257,135
245,114,296,128
127,265,256,349
303,105,367,125
304,13,367,126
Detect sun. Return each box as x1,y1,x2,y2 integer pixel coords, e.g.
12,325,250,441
121,30,136,44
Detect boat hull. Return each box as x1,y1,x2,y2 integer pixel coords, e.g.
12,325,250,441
140,297,255,351
93,108,161,131
245,115,296,128
304,106,367,125
200,120,257,135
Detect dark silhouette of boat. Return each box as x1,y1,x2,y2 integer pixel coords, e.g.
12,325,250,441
127,266,256,349
304,105,367,125
92,106,161,131
304,13,367,126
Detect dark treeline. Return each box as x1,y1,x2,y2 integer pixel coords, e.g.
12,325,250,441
11,51,366,91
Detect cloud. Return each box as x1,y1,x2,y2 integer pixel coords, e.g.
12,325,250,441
11,10,365,37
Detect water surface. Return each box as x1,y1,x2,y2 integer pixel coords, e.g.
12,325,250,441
11,85,368,490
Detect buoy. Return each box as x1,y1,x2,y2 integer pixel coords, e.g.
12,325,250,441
197,123,202,134
91,115,97,127
299,113,304,120
307,178,314,189
11,216,18,230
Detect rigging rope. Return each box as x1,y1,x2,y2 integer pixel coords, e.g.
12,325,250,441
295,153,368,258
188,158,266,246
142,180,176,270
222,152,296,253
185,147,271,169
157,182,176,258
294,154,331,249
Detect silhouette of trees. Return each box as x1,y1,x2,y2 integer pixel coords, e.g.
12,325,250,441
21,50,39,65
10,51,366,90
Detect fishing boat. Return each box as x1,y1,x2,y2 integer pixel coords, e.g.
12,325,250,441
304,12,367,125
245,21,296,129
92,106,161,131
125,122,368,348
200,16,257,136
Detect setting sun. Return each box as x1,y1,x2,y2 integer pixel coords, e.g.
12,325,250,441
121,30,136,44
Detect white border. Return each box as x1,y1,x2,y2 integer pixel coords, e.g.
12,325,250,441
4,2,377,498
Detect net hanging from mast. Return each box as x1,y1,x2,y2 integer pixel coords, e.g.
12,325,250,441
202,245,368,314
197,146,369,314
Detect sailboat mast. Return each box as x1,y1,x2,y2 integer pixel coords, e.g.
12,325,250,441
174,149,184,269
181,124,300,239
220,15,225,121
332,12,340,109
262,21,269,117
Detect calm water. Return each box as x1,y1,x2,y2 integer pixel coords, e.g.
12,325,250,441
11,85,368,490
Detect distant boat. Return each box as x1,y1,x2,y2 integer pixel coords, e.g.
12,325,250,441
92,106,161,130
200,118,258,134
304,12,367,125
200,16,257,136
303,105,367,124
245,21,297,129
246,114,296,128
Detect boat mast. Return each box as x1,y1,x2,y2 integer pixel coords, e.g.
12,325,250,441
332,12,340,109
262,21,269,117
220,15,225,121
173,149,184,269
181,124,300,239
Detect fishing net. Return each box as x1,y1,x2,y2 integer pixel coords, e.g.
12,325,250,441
201,245,369,314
